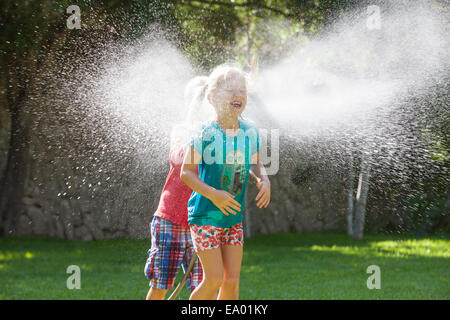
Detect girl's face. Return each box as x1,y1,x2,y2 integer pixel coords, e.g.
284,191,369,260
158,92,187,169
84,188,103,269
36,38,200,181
210,71,247,118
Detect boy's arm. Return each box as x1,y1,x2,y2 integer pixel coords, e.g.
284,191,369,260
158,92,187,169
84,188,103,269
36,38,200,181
180,146,242,216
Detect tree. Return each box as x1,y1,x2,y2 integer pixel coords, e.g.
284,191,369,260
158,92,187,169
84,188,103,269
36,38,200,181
0,0,179,234
352,154,371,240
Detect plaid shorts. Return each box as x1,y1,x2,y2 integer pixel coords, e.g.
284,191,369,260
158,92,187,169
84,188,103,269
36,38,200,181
144,216,203,291
190,223,244,251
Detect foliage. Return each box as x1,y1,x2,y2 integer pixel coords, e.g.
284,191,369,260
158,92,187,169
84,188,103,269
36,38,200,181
0,0,448,236
170,0,360,70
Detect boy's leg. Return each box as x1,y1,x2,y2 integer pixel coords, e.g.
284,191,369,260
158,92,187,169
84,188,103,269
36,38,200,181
183,231,203,292
146,287,168,300
217,244,243,300
144,217,186,300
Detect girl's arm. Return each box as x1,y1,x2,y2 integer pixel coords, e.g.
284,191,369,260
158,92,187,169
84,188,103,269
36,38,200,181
250,153,271,208
180,146,242,216
249,160,270,184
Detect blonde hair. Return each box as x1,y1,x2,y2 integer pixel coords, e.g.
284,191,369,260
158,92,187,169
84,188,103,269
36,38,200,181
204,64,249,103
183,64,249,129
184,76,208,124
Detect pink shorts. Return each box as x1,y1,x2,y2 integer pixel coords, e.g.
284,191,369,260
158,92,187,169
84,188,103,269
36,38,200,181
190,223,244,251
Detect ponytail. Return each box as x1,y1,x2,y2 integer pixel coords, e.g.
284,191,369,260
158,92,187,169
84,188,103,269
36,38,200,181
184,76,209,125
170,76,211,147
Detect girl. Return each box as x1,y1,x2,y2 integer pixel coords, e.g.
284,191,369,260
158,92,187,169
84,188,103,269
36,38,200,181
180,65,271,300
144,76,211,300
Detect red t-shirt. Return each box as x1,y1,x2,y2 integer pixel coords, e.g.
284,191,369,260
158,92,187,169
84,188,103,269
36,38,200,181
154,142,196,229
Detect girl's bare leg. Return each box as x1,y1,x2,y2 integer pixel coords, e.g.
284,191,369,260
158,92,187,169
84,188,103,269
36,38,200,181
217,244,243,300
189,248,223,300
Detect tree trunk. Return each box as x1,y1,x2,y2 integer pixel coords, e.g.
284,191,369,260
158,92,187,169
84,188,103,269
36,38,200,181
352,155,371,240
347,152,355,236
0,18,68,235
0,92,31,234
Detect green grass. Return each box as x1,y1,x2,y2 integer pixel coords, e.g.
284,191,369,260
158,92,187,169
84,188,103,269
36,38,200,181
0,233,449,299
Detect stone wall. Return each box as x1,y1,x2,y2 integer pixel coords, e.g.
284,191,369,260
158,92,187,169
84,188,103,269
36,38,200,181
0,85,353,240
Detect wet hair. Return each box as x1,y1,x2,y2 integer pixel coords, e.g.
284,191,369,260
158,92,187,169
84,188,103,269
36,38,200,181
184,76,208,124
171,76,209,147
183,64,249,126
203,64,249,103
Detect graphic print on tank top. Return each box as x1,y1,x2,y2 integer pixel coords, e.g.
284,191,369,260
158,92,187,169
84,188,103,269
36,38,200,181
220,150,247,196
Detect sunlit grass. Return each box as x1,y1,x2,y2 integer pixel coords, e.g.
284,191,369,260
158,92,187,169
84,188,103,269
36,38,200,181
308,239,450,258
0,233,448,299
0,251,35,261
